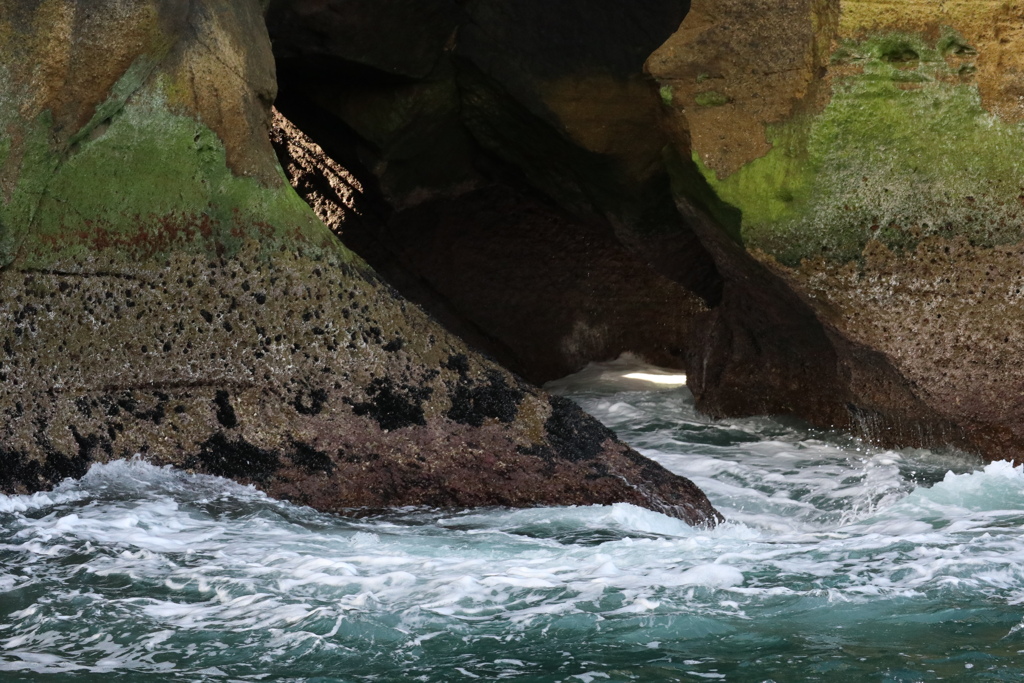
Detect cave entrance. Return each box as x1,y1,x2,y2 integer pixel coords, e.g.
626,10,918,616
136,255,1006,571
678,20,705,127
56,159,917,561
265,0,721,385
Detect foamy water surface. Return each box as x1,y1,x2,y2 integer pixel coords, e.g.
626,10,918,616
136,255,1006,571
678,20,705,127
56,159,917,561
2,357,1023,681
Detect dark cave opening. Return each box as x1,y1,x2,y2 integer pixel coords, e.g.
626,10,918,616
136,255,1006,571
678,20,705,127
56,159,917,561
265,0,723,385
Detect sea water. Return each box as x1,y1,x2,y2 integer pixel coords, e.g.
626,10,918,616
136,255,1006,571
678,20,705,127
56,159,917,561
2,356,1023,682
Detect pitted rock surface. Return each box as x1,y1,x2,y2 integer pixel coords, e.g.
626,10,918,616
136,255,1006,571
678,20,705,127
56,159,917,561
0,0,722,526
0,244,721,524
654,0,1024,460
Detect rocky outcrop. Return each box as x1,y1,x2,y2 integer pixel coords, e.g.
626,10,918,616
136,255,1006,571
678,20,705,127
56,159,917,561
650,0,1024,459
266,0,721,384
0,0,722,526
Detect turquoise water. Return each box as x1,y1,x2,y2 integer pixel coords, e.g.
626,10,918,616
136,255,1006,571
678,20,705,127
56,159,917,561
2,357,1024,682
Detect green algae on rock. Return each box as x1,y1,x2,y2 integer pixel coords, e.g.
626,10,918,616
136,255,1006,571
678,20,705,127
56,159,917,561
0,0,722,526
17,90,329,268
652,0,1024,462
694,32,1024,266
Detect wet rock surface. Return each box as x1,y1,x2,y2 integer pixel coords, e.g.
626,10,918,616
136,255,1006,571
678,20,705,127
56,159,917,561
0,0,722,526
652,0,1024,459
0,245,721,525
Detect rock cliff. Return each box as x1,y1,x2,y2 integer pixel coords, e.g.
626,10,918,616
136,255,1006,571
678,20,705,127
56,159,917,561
262,0,1024,462
650,0,1024,459
0,0,722,526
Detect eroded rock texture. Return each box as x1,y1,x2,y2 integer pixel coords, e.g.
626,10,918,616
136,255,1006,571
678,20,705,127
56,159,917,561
266,0,721,383
650,0,1024,459
0,0,722,526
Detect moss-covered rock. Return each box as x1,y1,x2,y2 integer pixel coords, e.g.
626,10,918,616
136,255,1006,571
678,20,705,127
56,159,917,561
0,0,722,525
652,0,1024,460
652,0,1024,264
689,31,1024,266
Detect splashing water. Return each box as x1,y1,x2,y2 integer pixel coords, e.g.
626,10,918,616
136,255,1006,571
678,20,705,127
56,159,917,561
2,357,1023,681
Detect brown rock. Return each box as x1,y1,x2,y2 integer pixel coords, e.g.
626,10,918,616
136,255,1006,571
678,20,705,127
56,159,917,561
0,0,722,526
653,0,1024,460
647,0,836,177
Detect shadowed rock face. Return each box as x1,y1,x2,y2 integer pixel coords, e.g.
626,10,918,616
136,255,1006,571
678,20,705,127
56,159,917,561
266,0,463,81
266,0,722,385
270,110,709,382
650,0,1024,460
0,0,722,526
266,0,1024,463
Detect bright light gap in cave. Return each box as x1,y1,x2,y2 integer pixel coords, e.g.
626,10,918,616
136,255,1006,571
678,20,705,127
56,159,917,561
621,372,687,386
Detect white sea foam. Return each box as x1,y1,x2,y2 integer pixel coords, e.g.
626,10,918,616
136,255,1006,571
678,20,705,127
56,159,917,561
0,487,88,513
0,360,1021,680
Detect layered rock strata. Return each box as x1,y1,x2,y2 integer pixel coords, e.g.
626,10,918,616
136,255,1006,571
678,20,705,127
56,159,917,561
0,0,722,526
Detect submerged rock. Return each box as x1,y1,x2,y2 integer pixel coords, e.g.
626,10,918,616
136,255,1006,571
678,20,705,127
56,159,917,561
0,0,721,526
651,0,1024,459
